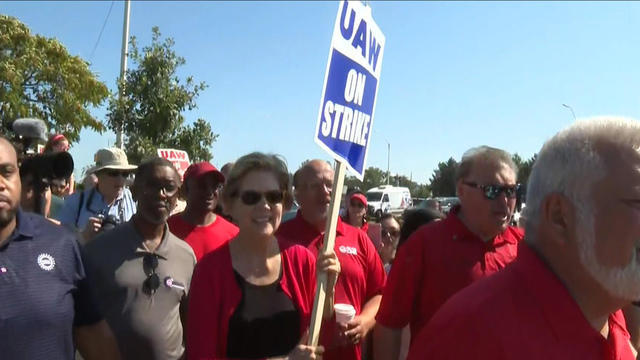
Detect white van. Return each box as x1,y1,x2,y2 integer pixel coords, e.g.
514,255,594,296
366,185,412,218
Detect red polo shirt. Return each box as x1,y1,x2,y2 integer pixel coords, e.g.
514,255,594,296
407,244,635,360
277,212,387,360
376,207,523,340
168,213,238,261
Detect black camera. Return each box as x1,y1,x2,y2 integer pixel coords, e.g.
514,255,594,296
19,152,74,215
98,214,120,232
11,118,75,216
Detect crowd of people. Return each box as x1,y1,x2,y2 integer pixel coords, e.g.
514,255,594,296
0,115,639,360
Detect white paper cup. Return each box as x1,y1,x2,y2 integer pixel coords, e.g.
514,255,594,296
334,303,356,324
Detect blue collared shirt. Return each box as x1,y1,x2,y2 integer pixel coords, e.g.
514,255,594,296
57,187,136,230
0,209,102,359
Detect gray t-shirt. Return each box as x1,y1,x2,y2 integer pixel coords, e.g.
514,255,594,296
84,221,196,360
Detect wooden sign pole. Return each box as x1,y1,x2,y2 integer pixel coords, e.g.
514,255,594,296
307,159,347,347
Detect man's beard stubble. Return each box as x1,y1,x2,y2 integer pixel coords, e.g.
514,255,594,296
0,207,17,228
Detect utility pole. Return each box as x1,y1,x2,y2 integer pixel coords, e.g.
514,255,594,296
116,0,131,149
386,141,390,185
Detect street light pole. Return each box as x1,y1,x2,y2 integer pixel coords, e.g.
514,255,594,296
386,141,390,185
562,104,576,121
116,0,131,149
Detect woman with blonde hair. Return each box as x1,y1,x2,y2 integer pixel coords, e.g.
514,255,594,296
188,152,340,359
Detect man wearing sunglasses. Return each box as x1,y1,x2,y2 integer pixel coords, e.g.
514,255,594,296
168,162,238,261
277,160,387,360
408,118,640,359
375,145,524,360
58,147,137,243
84,157,196,360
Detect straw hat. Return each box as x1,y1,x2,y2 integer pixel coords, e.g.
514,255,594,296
92,148,137,173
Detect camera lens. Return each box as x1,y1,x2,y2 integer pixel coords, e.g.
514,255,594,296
100,215,119,232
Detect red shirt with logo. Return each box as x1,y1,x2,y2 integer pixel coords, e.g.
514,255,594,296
376,207,523,341
187,240,316,359
277,212,387,360
407,244,635,360
168,213,239,262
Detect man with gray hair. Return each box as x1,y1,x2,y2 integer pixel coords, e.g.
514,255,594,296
375,146,524,360
407,117,639,359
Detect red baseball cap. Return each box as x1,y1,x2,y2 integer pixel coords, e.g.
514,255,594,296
350,193,367,207
183,162,225,183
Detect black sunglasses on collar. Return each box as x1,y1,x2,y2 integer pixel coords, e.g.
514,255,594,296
142,254,160,296
463,182,520,200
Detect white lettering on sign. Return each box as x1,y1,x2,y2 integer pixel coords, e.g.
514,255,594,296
344,69,366,106
319,67,371,147
158,149,188,161
157,149,191,181
321,100,371,146
339,0,382,73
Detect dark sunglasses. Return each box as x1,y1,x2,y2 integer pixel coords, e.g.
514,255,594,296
105,170,130,178
464,182,520,200
143,182,179,197
238,190,284,206
142,254,160,296
350,201,365,208
382,228,400,238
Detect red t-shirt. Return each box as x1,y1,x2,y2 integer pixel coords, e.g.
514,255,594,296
186,240,316,359
276,212,387,360
407,244,636,360
168,213,238,261
376,207,523,340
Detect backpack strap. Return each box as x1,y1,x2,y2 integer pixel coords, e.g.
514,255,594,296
75,190,86,228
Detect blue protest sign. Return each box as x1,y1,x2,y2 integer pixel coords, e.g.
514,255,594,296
314,0,385,180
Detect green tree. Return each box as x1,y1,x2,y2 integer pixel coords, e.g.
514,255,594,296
518,154,536,188
428,157,458,196
361,166,386,191
512,153,536,186
0,15,109,141
342,167,386,192
511,153,524,170
107,27,217,164
413,183,431,198
344,175,363,192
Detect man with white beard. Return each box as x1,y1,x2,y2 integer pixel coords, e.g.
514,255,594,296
407,116,640,360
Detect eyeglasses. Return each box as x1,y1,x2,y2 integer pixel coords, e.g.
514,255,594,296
463,182,520,200
105,170,130,178
142,254,160,296
237,190,284,206
350,201,365,209
143,181,179,197
305,181,333,193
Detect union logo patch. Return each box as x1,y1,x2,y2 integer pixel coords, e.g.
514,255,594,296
37,253,56,271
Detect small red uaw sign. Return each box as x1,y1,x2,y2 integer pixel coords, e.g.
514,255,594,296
157,149,190,181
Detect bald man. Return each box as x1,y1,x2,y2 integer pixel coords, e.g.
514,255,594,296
276,160,386,360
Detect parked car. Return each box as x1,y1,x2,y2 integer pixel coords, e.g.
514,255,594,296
435,197,459,213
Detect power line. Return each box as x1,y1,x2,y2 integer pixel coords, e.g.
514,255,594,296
89,0,116,63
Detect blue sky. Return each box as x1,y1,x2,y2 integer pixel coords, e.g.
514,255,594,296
3,1,640,184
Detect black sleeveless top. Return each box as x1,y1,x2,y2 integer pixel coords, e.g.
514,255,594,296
226,269,300,358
